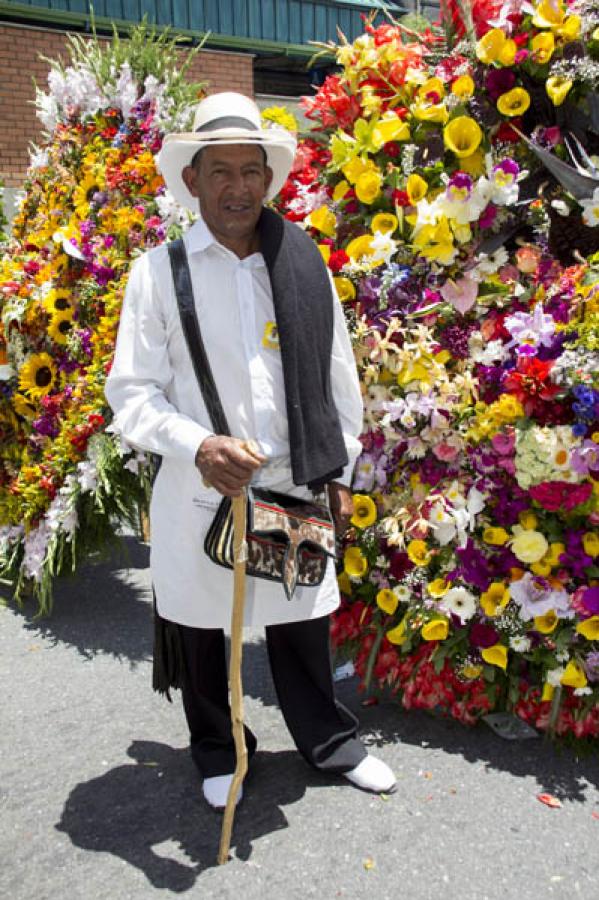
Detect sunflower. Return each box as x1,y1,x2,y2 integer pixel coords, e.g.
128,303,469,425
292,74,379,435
11,392,38,419
48,311,74,345
18,353,57,400
42,289,73,316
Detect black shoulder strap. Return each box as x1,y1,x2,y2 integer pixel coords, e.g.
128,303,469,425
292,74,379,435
167,239,230,437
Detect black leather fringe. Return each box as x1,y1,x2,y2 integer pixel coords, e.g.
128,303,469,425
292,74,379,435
152,594,185,702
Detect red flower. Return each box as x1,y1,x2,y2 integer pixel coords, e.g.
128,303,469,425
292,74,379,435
503,356,561,415
529,480,593,512
327,250,349,273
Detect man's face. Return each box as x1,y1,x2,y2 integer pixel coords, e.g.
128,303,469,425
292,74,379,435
182,144,273,252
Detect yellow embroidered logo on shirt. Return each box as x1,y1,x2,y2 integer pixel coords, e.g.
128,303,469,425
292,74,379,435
262,321,280,350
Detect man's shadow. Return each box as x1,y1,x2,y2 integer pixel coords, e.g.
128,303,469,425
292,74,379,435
55,740,324,890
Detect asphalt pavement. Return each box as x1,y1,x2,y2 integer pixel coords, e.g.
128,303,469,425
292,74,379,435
2,535,599,900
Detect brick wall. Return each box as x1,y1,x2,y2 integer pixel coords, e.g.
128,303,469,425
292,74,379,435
0,22,254,187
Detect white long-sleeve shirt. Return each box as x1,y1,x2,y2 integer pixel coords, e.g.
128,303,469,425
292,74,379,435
105,216,363,627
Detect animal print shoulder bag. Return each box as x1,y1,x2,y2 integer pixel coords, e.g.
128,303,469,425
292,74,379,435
167,239,336,601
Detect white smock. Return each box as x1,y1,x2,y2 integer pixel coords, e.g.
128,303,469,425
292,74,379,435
105,217,363,629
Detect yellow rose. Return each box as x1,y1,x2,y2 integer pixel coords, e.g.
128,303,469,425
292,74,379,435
406,173,428,205
355,170,383,205
497,88,531,117
308,205,336,237
561,660,587,689
421,618,449,641
534,610,558,634
350,494,377,529
371,212,398,235
531,32,555,64
511,529,549,564
428,577,449,599
407,539,432,566
451,75,475,100
483,526,510,546
481,643,508,670
376,588,399,615
334,277,356,303
576,616,599,640
443,116,483,158
480,582,510,616
582,532,599,558
343,546,368,577
476,28,507,64
546,76,573,107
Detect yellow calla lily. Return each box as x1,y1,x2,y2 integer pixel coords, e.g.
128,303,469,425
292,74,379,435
376,588,399,615
576,616,599,640
531,32,555,65
307,205,337,237
534,610,558,634
337,571,352,595
350,493,377,528
443,116,483,158
481,643,508,670
421,618,449,641
407,539,432,566
451,75,475,100
343,546,368,577
372,115,411,148
497,88,531,117
476,28,506,64
334,276,356,303
546,76,573,106
561,660,587,689
346,234,374,262
406,173,428,205
480,582,510,616
355,170,383,204
333,180,351,202
371,212,398,234
387,618,408,645
498,38,517,66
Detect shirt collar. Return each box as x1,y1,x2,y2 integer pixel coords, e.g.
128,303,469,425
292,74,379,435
183,216,265,268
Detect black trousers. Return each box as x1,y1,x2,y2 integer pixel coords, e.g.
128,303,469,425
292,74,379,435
179,614,367,778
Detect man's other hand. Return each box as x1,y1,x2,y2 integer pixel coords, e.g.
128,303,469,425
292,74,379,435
328,482,353,535
195,436,266,496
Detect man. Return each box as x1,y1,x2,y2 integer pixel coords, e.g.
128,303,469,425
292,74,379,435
106,92,395,809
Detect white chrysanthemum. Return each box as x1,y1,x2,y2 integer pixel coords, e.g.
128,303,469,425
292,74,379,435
510,635,531,652
439,586,477,622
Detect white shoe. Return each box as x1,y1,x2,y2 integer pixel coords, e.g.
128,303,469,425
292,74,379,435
343,755,396,794
202,774,243,810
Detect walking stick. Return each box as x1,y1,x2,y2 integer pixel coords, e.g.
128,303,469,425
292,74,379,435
217,489,249,865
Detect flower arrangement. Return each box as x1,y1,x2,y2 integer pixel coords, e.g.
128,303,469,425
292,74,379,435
277,1,599,738
0,24,204,611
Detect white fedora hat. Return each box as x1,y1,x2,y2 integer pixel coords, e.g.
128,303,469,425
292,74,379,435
157,92,297,210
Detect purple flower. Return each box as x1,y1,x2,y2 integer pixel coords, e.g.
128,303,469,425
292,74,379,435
479,203,497,229
582,587,599,616
584,651,599,683
469,621,500,648
485,68,516,101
